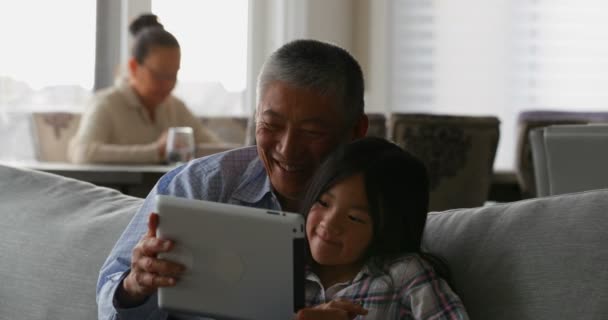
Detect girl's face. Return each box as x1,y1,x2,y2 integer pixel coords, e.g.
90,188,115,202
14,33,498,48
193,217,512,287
306,173,373,269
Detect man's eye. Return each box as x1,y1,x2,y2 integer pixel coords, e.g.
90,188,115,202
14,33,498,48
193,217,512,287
302,130,324,137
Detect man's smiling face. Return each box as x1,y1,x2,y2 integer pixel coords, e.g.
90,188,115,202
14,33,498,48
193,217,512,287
255,81,345,206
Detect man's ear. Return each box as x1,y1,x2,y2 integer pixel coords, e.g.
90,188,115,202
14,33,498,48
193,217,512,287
350,114,369,140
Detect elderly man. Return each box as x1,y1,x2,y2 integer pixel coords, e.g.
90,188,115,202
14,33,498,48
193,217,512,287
97,39,369,320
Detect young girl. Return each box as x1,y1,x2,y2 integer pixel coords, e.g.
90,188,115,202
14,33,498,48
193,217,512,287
297,137,468,320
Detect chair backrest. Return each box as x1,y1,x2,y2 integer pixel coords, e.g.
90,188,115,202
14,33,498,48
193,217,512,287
199,116,248,145
30,112,81,162
528,128,550,197
530,124,608,196
515,110,608,197
389,113,500,211
365,112,387,139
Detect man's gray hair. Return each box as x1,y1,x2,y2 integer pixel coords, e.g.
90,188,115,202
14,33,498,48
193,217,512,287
256,39,365,128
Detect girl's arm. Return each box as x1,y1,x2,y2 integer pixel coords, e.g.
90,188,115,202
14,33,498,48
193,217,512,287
398,260,469,320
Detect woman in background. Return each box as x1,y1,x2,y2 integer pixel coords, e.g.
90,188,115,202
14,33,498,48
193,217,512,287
69,13,219,164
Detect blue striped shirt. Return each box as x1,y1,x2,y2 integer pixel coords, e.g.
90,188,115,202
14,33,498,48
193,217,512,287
97,146,282,320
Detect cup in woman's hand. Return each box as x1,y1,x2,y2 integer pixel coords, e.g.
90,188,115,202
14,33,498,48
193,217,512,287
165,127,195,165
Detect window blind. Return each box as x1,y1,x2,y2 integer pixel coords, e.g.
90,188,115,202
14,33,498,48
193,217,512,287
388,0,608,170
513,0,608,109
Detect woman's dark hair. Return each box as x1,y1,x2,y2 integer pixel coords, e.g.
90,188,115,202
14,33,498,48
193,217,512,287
129,13,179,64
300,137,451,281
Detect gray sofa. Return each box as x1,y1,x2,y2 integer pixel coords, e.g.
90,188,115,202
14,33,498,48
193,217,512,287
1,164,606,319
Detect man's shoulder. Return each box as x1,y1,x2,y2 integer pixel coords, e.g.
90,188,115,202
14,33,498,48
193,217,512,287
157,146,264,197
190,146,258,169
189,146,260,176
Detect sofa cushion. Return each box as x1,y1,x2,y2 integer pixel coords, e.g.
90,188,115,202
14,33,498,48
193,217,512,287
423,189,608,319
0,164,142,319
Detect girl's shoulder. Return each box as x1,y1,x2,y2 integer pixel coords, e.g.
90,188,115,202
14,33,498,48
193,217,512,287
381,253,439,284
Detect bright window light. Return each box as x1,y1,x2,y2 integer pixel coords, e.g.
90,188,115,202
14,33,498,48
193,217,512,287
152,0,249,115
0,0,95,111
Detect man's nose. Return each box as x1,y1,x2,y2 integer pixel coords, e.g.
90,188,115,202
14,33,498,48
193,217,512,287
276,128,300,158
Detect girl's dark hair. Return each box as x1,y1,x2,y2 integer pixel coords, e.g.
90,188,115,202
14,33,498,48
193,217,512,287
300,137,451,281
129,13,179,64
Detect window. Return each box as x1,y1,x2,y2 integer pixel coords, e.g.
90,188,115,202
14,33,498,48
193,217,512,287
0,0,95,160
389,0,513,170
513,0,608,108
152,0,249,116
388,0,608,170
0,0,95,112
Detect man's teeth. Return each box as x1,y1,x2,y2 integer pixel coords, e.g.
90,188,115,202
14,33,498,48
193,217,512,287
278,162,303,172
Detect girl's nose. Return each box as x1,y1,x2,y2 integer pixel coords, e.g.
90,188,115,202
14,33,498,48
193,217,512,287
320,210,342,236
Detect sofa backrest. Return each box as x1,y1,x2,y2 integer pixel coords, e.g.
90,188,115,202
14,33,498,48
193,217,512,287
0,164,143,319
423,189,608,319
3,163,606,319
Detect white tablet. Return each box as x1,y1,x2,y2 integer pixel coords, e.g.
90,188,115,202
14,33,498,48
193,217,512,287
155,195,306,320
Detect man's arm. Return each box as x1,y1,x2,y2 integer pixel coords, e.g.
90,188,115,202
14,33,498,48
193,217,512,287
97,188,182,320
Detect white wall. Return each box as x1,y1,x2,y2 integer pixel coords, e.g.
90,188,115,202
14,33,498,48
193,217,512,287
354,0,389,113
304,0,389,114
306,0,354,51
246,0,388,114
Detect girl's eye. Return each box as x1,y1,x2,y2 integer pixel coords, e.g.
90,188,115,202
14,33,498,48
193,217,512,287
348,215,367,224
316,199,329,207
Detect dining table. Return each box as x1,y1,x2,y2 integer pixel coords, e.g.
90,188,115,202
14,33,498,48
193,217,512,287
0,160,177,198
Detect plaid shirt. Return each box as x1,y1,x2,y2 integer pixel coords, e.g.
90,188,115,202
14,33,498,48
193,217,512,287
305,254,469,320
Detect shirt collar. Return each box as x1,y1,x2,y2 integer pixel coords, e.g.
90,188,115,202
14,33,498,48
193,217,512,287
305,262,373,286
231,156,278,207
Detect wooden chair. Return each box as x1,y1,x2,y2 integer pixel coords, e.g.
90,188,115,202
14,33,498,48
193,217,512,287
365,112,388,139
30,112,81,162
389,113,500,211
199,116,248,145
